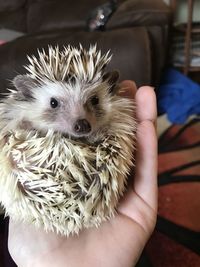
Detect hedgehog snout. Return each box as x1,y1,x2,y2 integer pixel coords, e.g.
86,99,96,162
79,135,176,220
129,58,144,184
74,119,91,134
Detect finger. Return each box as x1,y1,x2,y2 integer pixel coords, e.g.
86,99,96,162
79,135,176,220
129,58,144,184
134,119,158,211
118,80,137,99
135,86,157,123
133,86,158,210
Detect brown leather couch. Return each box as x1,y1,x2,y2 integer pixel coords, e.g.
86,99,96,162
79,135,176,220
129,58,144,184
0,0,172,96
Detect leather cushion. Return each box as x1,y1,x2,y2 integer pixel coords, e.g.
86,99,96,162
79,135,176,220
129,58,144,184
0,0,26,12
0,27,151,95
107,0,171,29
0,9,27,32
27,0,107,33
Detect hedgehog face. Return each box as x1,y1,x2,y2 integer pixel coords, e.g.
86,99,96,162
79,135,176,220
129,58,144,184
11,72,119,139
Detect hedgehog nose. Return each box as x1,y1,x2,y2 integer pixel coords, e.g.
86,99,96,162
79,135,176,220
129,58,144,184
74,119,91,134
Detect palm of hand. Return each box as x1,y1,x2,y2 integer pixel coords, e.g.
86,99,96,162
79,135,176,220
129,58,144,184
8,81,157,267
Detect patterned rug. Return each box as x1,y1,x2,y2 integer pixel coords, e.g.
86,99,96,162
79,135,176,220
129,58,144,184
0,118,200,266
137,117,200,267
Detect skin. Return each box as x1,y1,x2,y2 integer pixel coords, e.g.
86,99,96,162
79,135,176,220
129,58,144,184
8,81,157,267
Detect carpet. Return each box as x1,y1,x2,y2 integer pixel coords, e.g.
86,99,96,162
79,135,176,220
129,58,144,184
137,117,200,267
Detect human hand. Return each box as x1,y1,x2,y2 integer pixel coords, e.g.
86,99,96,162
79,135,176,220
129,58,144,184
8,81,157,267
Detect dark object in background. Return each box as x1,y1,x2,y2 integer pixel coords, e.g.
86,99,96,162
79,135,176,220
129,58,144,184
0,216,17,267
87,1,118,31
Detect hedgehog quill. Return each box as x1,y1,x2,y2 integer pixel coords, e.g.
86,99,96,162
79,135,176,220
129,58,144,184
0,45,136,236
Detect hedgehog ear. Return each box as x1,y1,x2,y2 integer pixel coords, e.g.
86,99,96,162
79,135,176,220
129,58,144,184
13,75,37,100
102,70,120,94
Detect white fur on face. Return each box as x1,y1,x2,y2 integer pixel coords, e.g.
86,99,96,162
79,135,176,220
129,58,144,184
21,80,113,137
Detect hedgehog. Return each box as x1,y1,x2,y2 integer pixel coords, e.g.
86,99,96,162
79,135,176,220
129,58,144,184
0,45,136,236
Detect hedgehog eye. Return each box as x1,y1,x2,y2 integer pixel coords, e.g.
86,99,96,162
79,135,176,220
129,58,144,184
50,98,59,108
90,95,99,106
